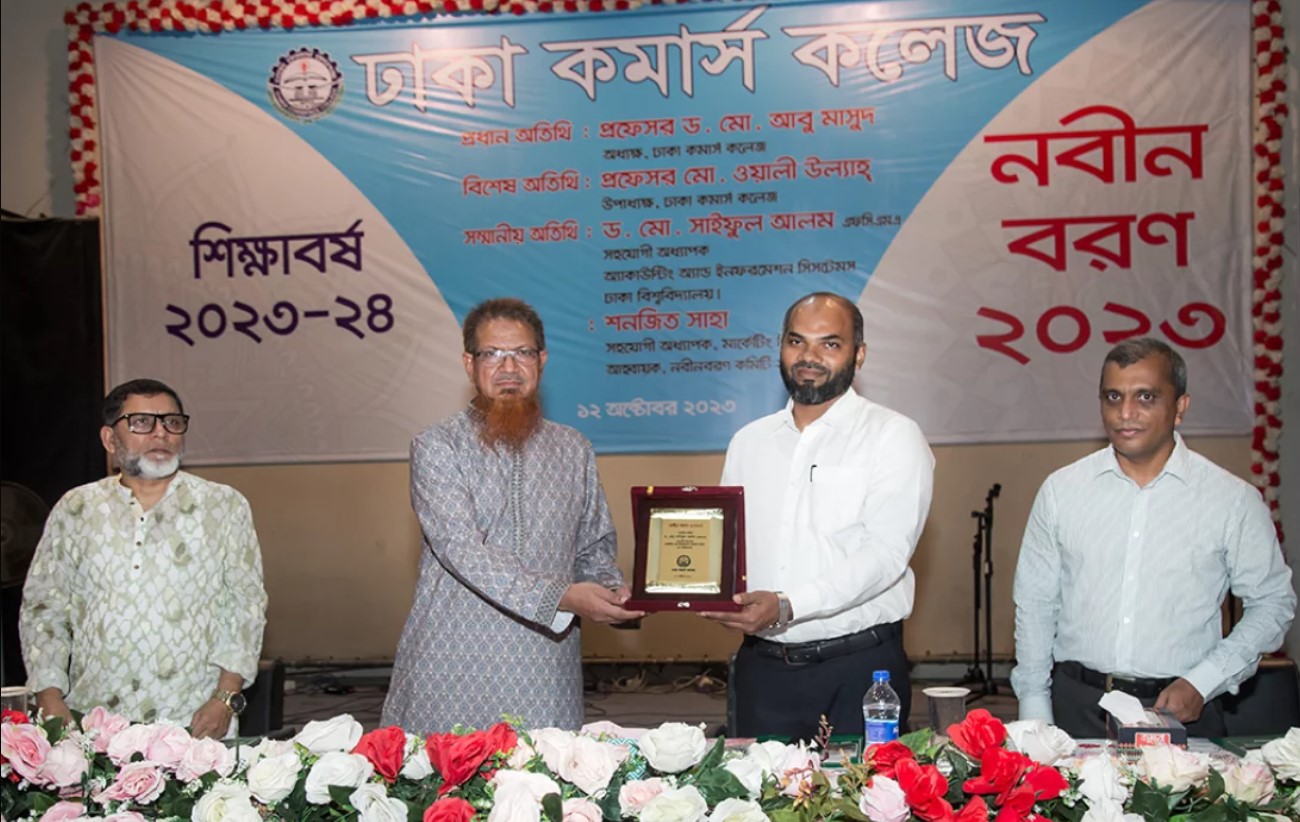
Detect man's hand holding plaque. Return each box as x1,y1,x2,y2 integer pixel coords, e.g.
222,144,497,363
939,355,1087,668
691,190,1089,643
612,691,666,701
699,591,782,633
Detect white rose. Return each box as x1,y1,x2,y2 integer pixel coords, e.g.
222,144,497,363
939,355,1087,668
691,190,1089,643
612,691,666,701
1004,720,1076,765
304,751,375,804
506,737,538,770
557,736,627,795
561,797,604,822
775,744,821,798
400,734,433,780
227,743,263,775
723,757,764,797
743,741,791,777
619,776,670,816
640,785,708,822
106,723,156,766
1139,746,1209,792
295,715,364,755
1220,760,1275,804
254,738,296,759
529,728,577,774
707,797,768,822
1080,800,1143,822
191,780,261,822
350,782,409,822
247,752,303,805
640,723,708,774
1260,728,1300,781
487,770,561,822
177,738,235,783
1077,754,1128,808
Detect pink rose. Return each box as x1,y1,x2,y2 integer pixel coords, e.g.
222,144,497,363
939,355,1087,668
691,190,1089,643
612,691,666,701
859,775,910,822
41,801,85,822
1,721,51,782
177,737,234,783
94,761,168,805
146,724,193,768
38,738,89,789
776,744,821,798
1221,760,1275,805
82,707,131,754
103,814,149,822
107,724,156,766
562,798,603,822
618,777,668,816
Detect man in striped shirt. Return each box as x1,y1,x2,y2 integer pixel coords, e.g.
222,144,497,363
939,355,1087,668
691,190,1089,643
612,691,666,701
1011,338,1294,738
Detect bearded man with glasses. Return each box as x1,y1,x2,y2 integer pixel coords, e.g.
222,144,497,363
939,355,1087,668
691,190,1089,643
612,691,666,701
19,379,267,737
383,298,643,733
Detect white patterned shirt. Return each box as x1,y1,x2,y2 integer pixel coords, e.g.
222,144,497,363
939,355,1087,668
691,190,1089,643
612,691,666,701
20,472,267,723
1011,434,1296,723
721,388,935,643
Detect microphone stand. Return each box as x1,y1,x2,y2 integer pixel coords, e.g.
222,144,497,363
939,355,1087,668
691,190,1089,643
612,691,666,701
960,512,987,694
981,483,1002,694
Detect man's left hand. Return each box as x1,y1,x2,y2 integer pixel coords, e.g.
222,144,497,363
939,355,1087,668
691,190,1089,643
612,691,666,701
1154,678,1205,724
190,699,232,739
699,591,780,634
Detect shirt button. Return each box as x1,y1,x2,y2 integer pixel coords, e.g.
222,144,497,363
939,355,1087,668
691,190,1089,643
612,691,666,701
1132,531,1139,538
1123,617,1131,624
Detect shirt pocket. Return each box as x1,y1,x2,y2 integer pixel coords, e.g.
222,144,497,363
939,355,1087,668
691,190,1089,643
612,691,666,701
810,466,871,536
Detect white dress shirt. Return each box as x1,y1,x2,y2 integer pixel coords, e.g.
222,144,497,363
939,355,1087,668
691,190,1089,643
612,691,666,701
1011,434,1296,724
721,388,935,644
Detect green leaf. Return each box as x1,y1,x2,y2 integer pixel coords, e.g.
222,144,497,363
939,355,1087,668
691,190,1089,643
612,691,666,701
599,772,627,821
898,728,931,755
541,792,563,822
27,792,59,814
690,766,749,805
697,736,728,772
404,798,424,822
329,783,358,807
1206,769,1226,803
1131,781,1174,821
1183,804,1228,822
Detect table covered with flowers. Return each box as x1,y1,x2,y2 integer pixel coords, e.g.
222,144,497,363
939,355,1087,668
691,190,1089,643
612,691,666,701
2,706,1298,821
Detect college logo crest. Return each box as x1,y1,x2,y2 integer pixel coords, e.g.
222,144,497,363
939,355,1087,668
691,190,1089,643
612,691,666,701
268,48,343,123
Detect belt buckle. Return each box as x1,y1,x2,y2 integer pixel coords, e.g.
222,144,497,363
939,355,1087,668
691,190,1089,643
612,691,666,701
1104,673,1115,692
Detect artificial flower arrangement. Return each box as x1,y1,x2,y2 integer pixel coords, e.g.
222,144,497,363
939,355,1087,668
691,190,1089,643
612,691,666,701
2,705,1298,821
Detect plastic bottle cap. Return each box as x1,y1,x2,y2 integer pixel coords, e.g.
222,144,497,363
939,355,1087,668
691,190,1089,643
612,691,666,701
872,670,889,682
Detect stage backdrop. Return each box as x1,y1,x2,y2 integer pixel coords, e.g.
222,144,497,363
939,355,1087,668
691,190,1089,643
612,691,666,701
95,0,1251,462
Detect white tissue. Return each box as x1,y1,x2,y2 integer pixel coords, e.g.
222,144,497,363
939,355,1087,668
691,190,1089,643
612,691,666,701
1098,690,1150,725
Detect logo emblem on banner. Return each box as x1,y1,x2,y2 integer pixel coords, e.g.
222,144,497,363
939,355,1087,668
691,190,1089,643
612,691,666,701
268,48,343,123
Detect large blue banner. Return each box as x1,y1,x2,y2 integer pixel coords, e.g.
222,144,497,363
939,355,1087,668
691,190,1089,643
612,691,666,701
97,0,1250,461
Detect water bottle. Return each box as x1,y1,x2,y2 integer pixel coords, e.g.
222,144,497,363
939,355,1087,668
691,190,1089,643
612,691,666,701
863,670,901,745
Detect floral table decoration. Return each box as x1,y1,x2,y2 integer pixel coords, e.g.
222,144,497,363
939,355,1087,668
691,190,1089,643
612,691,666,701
2,706,1298,821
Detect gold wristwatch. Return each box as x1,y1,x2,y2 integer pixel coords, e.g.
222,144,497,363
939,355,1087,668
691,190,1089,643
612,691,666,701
212,688,247,715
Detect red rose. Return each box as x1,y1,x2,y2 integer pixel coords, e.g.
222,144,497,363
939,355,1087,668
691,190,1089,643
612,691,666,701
865,740,915,779
954,797,988,821
479,723,518,779
1023,763,1069,802
963,747,1032,801
948,708,1007,759
423,795,475,822
1,709,30,725
895,757,954,822
993,783,1035,821
426,731,493,795
353,725,408,782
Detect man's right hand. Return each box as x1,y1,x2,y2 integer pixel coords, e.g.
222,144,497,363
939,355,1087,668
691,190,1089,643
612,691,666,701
559,582,646,624
34,688,74,725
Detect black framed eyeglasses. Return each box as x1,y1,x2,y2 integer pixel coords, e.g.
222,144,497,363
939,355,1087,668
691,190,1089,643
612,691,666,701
471,347,541,364
112,413,190,435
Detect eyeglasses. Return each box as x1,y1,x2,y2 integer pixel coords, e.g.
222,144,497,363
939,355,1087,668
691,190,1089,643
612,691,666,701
112,413,190,435
471,347,541,365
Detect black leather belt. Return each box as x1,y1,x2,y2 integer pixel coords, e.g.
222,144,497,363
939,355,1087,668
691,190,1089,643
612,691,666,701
746,621,902,665
1057,660,1176,700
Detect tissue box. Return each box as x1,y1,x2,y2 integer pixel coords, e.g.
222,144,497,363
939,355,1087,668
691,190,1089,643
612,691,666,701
1106,709,1188,748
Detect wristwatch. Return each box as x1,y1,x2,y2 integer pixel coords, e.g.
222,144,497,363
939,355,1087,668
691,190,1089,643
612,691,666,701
212,688,247,715
774,591,794,628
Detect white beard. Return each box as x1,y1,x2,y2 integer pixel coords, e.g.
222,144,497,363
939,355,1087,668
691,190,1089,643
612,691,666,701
120,450,181,480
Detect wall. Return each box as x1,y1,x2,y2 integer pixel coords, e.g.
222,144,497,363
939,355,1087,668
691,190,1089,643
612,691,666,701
3,0,1297,664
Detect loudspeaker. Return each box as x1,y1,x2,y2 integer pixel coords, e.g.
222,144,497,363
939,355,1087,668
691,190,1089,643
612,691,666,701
1221,656,1300,736
240,659,286,737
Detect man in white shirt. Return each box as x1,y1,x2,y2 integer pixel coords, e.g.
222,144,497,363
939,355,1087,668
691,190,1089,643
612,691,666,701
702,292,934,740
1011,338,1295,737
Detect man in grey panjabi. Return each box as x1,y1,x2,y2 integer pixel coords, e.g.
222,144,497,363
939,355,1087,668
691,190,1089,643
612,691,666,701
382,297,643,733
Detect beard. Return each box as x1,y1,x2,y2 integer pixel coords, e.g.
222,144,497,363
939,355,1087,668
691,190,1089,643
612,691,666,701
472,391,543,451
780,359,857,406
117,447,181,480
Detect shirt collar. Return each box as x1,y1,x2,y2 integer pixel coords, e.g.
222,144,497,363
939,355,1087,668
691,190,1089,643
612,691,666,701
777,387,863,432
1098,431,1189,485
112,470,187,505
